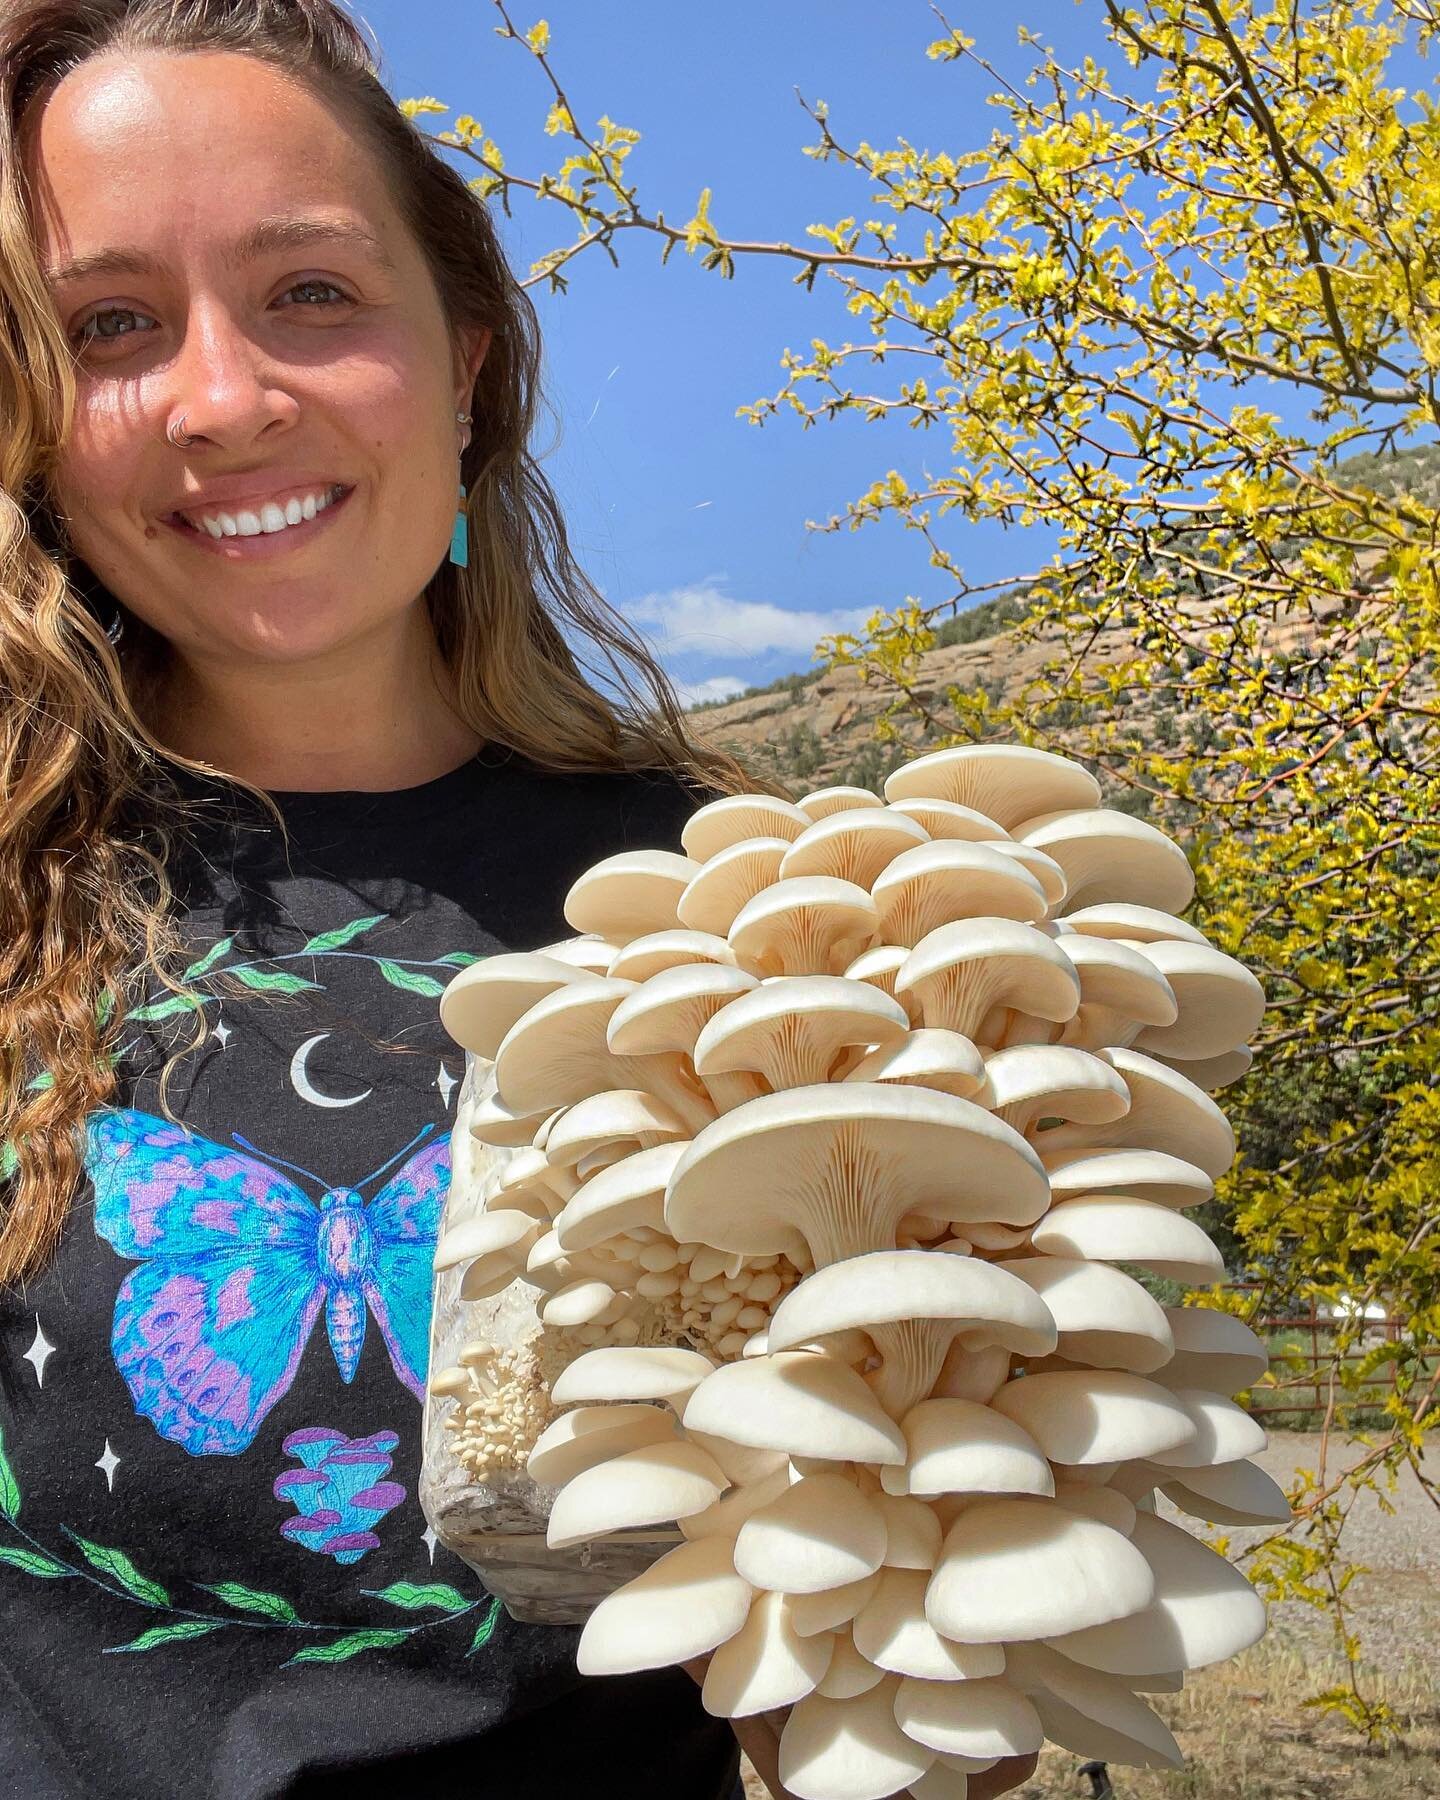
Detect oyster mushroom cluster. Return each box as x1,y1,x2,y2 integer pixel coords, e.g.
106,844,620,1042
433,745,1286,1798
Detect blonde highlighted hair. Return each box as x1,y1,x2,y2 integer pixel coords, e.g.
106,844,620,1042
0,0,756,1286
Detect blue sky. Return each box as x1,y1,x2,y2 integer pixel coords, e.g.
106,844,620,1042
356,1,1435,707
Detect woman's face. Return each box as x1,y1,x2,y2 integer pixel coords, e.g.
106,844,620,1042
28,49,489,672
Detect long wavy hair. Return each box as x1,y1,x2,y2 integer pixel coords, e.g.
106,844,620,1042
0,0,757,1286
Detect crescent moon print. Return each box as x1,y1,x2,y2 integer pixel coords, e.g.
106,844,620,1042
289,1033,373,1109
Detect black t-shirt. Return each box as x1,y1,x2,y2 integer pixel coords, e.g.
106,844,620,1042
0,745,739,1800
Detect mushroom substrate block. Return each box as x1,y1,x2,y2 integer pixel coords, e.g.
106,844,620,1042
424,742,1283,1797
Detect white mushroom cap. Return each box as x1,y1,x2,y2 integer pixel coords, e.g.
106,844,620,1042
607,962,759,1061
1051,1480,1138,1536
844,944,920,1020
883,745,1100,830
932,1339,1013,1405
537,934,621,975
526,1403,678,1487
666,1084,1050,1267
576,1535,752,1676
891,1399,1054,1500
1149,1044,1253,1090
1048,1511,1266,1675
1032,1197,1225,1285
1042,1145,1214,1210
563,848,701,943
817,1630,886,1698
1035,1046,1235,1178
768,1249,1055,1419
991,1370,1197,1466
1156,1457,1291,1526
551,1344,714,1407
682,1352,907,1466
693,976,910,1094
606,929,736,981
433,1209,539,1273
1149,1389,1267,1470
553,1141,685,1253
1129,941,1267,1060
985,840,1069,910
875,1493,944,1570
729,876,880,978
1159,1306,1268,1391
797,784,887,820
854,1570,1008,1682
682,793,811,860
999,1256,1174,1374
494,978,710,1130
1059,903,1210,946
780,806,931,888
677,837,792,935
789,1572,882,1638
1005,1642,1183,1769
1013,809,1195,914
1053,935,1179,1042
981,1044,1131,1136
430,1365,472,1399
540,1277,621,1328
546,1438,728,1548
542,1089,691,1170
887,796,1012,842
896,919,1081,1042
843,1030,988,1100
894,1673,1043,1756
439,951,595,1058
927,1496,1155,1641
702,1589,833,1718
778,1678,933,1800
732,1472,887,1592
872,842,1049,947
467,1087,554,1149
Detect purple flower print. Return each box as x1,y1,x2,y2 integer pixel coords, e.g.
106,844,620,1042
274,1427,405,1564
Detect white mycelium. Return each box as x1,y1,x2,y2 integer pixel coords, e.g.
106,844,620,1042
431,743,1281,1799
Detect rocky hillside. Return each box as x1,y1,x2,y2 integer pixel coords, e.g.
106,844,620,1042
685,440,1440,798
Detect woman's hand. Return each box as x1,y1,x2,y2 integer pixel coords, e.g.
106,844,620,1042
682,1659,1038,1799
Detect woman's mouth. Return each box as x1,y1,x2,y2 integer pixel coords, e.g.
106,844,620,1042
164,483,354,558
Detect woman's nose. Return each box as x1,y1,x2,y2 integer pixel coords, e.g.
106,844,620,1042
163,299,299,448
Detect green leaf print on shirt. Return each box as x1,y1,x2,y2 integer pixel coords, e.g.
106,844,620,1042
0,1426,500,1665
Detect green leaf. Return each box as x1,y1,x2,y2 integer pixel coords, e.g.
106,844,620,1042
25,1072,54,1092
298,915,388,956
126,994,205,1023
376,961,447,999
107,1620,224,1653
230,967,322,995
182,936,234,981
0,1546,66,1578
0,1428,21,1522
466,1596,502,1656
363,1581,470,1614
433,952,483,968
200,1581,299,1623
69,1535,169,1606
0,1141,15,1183
286,1629,409,1666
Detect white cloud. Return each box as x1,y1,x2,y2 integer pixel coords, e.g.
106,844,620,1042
625,581,870,662
672,673,750,710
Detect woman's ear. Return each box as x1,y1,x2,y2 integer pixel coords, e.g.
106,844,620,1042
456,326,493,410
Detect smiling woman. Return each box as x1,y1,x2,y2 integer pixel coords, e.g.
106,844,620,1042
0,3,763,1799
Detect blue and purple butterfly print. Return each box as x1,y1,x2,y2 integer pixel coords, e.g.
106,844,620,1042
86,1109,450,1457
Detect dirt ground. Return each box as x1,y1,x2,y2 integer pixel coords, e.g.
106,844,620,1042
740,1433,1439,1800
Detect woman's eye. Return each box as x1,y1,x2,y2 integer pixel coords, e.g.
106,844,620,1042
70,280,352,350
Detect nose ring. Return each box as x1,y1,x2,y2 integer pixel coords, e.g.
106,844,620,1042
167,414,197,449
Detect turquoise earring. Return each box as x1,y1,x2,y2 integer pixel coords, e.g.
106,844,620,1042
450,409,473,568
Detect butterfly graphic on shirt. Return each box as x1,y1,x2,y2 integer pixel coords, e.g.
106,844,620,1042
86,1109,449,1457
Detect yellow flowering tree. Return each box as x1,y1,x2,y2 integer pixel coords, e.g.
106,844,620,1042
408,0,1440,1733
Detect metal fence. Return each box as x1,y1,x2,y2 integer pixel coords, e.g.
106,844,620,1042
1221,1281,1403,1420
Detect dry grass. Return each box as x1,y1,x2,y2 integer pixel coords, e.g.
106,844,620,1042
1020,1640,1440,1799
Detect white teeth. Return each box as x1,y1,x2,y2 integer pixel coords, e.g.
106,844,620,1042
183,485,342,538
